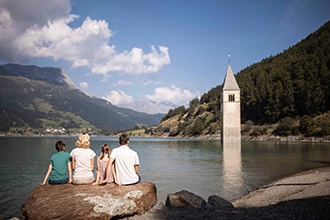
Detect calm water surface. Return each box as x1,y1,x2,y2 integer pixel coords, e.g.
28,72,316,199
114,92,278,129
1,136,330,219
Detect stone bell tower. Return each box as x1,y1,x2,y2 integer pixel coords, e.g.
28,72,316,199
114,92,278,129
221,60,241,142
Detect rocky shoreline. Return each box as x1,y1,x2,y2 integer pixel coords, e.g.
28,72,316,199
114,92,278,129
150,133,330,142
241,134,330,142
125,166,330,219
2,133,330,142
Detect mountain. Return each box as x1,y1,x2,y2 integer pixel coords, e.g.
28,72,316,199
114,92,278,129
236,20,330,124
117,100,178,114
153,20,330,138
0,64,162,135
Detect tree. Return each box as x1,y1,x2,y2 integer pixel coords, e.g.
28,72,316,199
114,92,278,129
274,117,297,136
191,117,204,136
299,115,315,136
188,98,200,114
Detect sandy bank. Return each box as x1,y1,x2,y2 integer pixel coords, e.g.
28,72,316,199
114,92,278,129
126,166,330,219
233,166,330,207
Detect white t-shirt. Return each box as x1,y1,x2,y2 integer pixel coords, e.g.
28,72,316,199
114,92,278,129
70,148,96,178
111,145,139,185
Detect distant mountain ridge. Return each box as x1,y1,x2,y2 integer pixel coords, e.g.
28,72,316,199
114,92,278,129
0,64,76,87
0,64,162,135
118,100,178,114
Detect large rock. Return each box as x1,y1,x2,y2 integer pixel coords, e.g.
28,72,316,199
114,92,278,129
208,195,233,208
165,190,206,208
21,182,157,219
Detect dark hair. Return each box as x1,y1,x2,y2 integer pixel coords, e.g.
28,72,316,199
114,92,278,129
119,134,129,145
55,140,66,152
100,144,111,160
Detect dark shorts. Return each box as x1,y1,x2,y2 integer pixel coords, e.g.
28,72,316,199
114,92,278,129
49,177,69,185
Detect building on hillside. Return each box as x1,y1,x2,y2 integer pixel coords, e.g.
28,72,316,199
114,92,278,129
221,63,241,142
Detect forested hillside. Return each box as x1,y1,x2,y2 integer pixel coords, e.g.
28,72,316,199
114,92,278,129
236,20,330,124
153,20,330,138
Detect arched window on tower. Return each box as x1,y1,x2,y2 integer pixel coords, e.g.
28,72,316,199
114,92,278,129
228,94,235,102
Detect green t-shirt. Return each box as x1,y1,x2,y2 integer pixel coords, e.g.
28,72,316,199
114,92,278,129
49,151,71,181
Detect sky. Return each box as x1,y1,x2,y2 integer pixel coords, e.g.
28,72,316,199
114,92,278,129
0,0,329,113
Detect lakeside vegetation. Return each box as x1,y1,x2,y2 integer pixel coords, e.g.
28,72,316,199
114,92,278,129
115,114,330,142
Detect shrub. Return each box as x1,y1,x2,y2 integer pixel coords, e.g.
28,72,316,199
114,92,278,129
299,115,315,136
191,117,204,136
274,117,297,136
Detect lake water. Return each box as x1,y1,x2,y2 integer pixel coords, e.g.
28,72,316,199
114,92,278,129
1,136,330,219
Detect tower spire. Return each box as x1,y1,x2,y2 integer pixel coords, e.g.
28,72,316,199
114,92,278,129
221,58,241,143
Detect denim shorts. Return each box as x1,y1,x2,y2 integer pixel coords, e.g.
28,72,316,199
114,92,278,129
49,177,69,185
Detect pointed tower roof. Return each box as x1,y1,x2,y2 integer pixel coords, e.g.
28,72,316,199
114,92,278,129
222,64,240,91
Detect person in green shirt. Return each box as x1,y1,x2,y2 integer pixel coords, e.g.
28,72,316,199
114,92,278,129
41,140,72,185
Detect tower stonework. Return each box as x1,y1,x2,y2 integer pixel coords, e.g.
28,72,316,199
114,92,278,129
221,64,241,142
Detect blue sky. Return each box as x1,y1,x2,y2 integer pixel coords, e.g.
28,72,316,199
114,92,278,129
0,0,329,113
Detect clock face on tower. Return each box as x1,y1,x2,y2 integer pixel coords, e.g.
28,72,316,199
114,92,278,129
226,104,236,112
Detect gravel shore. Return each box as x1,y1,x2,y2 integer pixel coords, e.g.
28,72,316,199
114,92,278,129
126,166,330,219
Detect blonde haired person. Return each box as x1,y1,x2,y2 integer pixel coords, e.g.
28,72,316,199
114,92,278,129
70,133,96,184
92,144,116,185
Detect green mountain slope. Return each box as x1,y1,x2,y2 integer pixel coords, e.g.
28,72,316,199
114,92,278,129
0,64,162,135
154,20,330,138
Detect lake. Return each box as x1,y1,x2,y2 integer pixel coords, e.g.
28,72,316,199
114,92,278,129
1,136,330,219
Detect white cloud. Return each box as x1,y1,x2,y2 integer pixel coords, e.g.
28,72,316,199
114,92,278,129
280,0,303,31
143,80,153,86
94,45,170,76
143,79,162,86
114,80,132,86
0,0,72,62
79,81,89,89
0,0,170,76
102,90,133,105
145,85,199,105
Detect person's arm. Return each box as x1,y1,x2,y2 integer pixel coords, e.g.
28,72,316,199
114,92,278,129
91,157,95,171
134,164,139,174
99,157,114,185
97,157,101,169
92,158,101,185
71,157,75,170
67,162,72,183
40,164,52,185
112,162,119,184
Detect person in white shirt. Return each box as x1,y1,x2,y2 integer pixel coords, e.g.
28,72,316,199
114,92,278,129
70,133,96,184
101,134,140,185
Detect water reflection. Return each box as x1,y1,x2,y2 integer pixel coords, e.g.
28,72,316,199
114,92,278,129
223,142,243,199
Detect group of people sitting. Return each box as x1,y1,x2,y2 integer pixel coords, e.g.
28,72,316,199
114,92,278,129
41,133,140,186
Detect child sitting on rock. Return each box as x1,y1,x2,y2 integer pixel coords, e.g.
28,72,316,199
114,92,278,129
93,144,116,185
41,140,72,185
